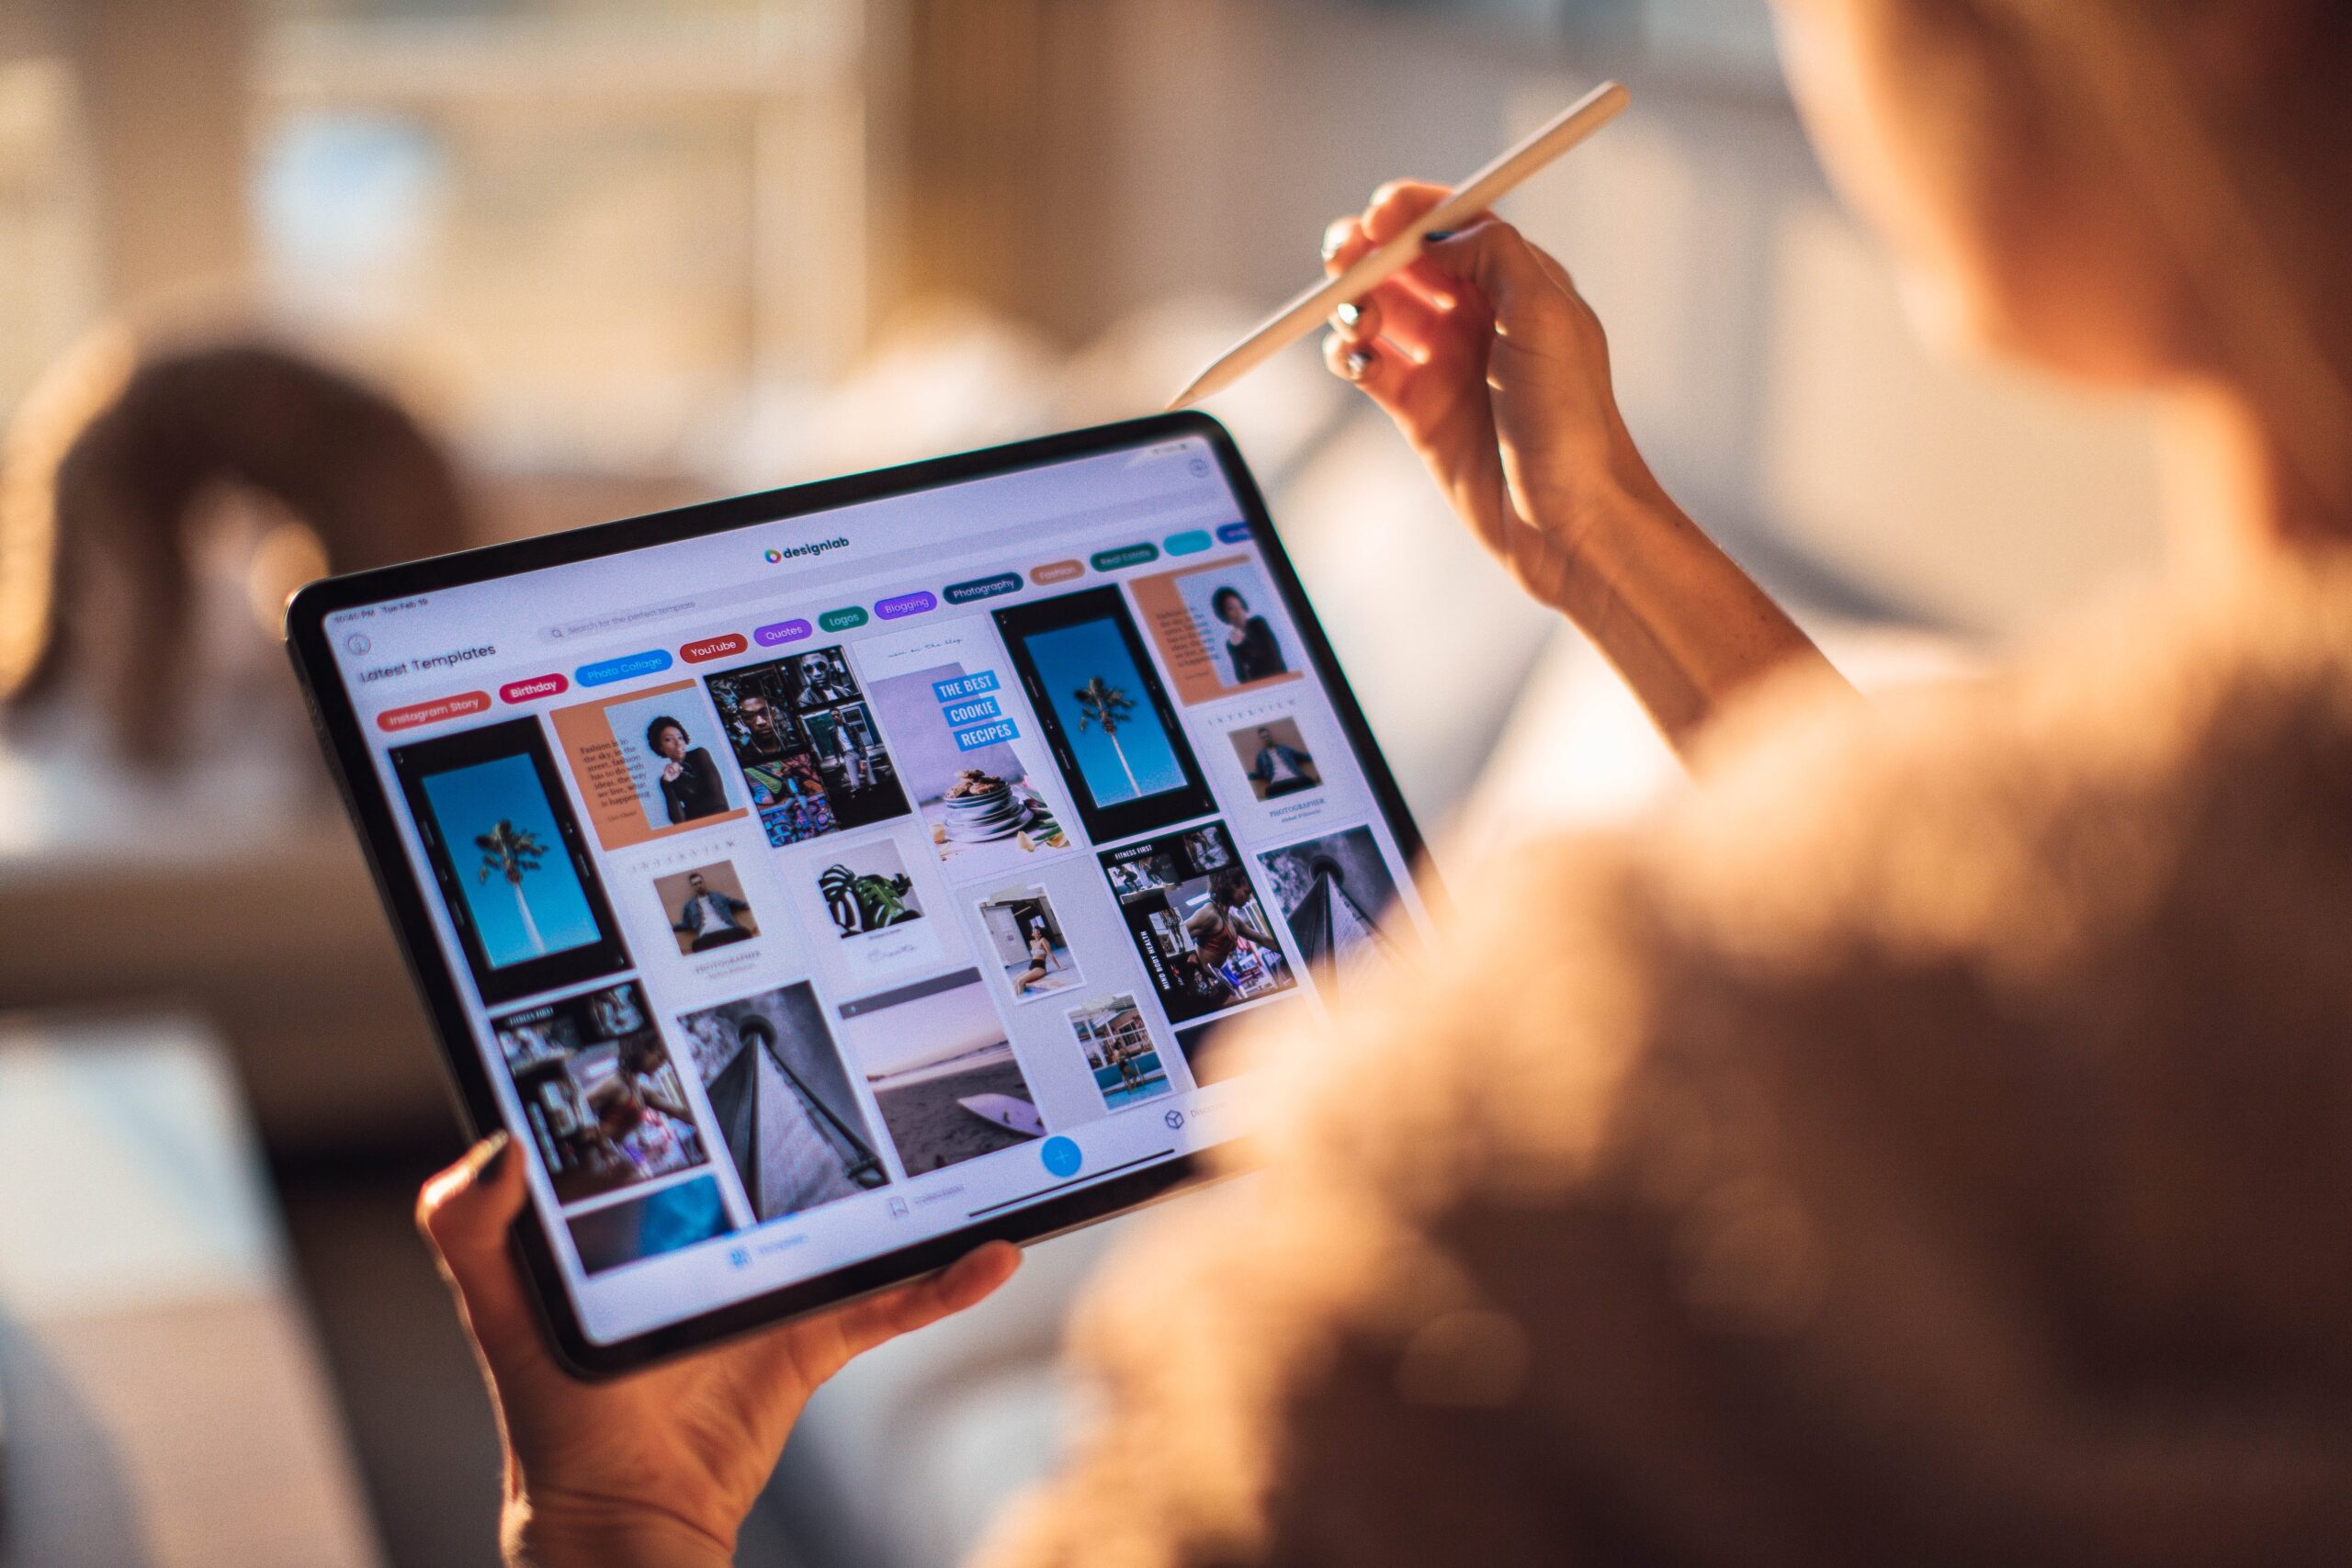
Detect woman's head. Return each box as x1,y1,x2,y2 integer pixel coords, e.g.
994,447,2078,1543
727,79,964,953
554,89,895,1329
1213,587,1250,626
646,716,689,760
1774,0,2352,494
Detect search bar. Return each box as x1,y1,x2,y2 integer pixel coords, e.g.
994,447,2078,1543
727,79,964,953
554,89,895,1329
537,492,1237,647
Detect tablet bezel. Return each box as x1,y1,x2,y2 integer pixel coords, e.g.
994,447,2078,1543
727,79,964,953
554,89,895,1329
286,411,1430,1377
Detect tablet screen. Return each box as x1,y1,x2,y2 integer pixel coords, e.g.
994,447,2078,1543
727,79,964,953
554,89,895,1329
316,430,1430,1346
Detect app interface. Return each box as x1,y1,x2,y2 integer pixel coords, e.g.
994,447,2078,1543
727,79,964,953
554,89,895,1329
326,434,1430,1343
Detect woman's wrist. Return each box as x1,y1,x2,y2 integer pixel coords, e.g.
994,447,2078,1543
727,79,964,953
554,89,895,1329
503,1495,737,1568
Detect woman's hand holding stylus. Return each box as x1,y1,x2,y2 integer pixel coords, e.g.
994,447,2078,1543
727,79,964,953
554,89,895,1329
419,1134,1020,1568
1322,182,1851,754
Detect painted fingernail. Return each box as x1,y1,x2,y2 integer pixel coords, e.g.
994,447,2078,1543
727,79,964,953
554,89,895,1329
1343,349,1375,381
1423,229,1456,243
1335,301,1362,329
1321,221,1350,260
474,1130,512,1182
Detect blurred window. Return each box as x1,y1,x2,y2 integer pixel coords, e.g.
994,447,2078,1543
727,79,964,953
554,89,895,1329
0,53,101,418
252,0,868,471
1350,0,1781,77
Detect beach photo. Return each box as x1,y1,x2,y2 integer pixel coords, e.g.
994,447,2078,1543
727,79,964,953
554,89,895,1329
676,983,889,1223
975,885,1083,1001
835,968,1042,1175
1065,992,1173,1111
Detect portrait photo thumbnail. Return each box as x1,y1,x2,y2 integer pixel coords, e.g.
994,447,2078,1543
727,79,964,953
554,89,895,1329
1129,556,1302,706
1099,821,1295,1025
548,682,748,852
1227,715,1320,801
676,982,890,1224
653,859,760,955
490,979,708,1206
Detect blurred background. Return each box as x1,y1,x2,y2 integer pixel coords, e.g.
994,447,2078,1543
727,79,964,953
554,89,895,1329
0,1,2166,1564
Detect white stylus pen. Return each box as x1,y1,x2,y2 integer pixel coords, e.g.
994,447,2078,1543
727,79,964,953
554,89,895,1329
1165,80,1632,411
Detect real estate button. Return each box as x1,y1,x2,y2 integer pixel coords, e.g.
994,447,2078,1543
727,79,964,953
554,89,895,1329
681,633,747,662
377,691,491,732
818,605,868,632
1090,543,1159,572
944,571,1022,604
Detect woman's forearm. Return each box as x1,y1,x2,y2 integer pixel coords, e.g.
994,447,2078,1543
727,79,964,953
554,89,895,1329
1546,482,1854,762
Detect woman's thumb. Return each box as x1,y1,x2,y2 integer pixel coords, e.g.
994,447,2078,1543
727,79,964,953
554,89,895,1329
416,1132,538,1362
1423,219,1552,314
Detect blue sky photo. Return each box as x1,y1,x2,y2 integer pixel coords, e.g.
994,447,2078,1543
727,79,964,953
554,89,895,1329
1025,619,1187,805
421,753,604,968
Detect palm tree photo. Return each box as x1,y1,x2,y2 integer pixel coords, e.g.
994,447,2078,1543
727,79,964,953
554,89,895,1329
1073,676,1141,798
477,819,550,955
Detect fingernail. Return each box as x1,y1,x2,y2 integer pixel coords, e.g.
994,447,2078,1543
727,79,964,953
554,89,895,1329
1423,229,1456,243
1343,349,1375,381
474,1130,512,1183
1321,223,1348,261
1335,301,1362,329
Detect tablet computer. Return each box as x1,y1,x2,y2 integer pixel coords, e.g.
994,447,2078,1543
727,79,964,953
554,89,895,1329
287,412,1433,1374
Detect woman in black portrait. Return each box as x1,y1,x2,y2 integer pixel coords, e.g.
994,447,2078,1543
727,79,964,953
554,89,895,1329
1212,585,1285,683
646,716,729,824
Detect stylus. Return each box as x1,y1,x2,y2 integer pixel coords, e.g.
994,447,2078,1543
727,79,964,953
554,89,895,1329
1163,80,1631,411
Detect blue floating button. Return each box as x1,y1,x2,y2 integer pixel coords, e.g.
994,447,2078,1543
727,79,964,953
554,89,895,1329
1163,528,1213,556
1216,521,1253,545
1041,1136,1082,1179
575,649,673,686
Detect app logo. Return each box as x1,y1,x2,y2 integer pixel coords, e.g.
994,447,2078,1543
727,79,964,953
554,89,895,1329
763,548,783,564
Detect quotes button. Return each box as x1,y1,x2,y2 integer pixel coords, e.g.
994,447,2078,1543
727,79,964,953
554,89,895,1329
754,618,813,647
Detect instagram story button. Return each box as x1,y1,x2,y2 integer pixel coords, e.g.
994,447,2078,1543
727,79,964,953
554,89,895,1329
499,673,570,705
681,633,747,663
377,691,491,732
754,618,812,647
